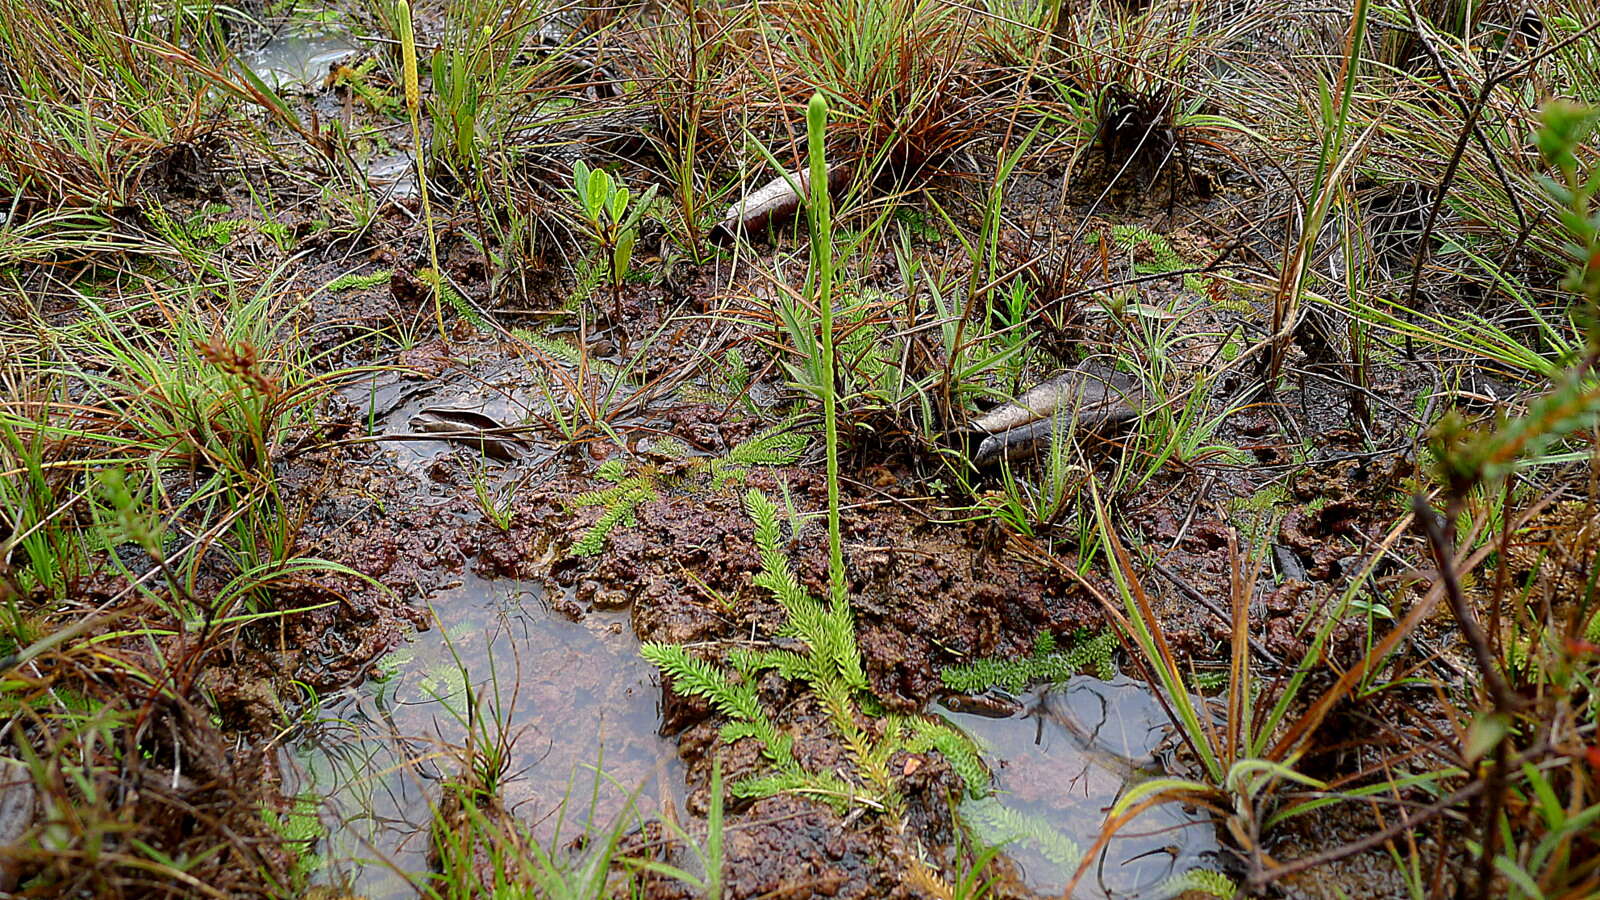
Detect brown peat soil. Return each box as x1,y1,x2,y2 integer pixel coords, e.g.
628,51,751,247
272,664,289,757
0,1,1596,897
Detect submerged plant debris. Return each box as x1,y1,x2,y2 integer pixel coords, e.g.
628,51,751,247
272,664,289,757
0,0,1597,898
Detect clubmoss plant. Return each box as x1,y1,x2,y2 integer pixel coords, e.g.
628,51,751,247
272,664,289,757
323,269,393,293
961,796,1082,876
940,629,1118,694
569,460,658,558
421,267,484,330
806,92,848,612
1160,868,1238,898
1091,223,1208,296
644,490,979,816
709,419,808,488
261,793,326,887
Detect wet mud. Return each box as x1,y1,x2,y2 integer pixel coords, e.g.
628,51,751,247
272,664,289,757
11,9,1492,897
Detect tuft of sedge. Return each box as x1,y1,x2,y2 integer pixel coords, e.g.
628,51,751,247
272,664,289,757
198,337,279,399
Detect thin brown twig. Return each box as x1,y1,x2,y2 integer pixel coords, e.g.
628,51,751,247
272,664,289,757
1253,767,1487,887
1411,494,1520,712
1398,8,1600,350
1412,490,1523,900
1151,559,1282,667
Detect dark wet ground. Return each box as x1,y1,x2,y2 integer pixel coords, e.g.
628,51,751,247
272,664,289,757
244,216,1437,899
263,313,1264,896
210,16,1464,898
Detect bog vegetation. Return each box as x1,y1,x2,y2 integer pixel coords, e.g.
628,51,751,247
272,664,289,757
0,0,1596,897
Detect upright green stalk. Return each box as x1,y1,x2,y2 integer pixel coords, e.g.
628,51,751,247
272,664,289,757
396,0,445,340
805,92,845,609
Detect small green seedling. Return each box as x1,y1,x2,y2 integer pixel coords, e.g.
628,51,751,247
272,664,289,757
569,160,658,336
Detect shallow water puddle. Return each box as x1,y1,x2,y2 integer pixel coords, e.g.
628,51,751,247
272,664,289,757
944,675,1222,898
337,363,557,476
335,349,675,484
364,152,421,200
279,571,679,897
240,30,357,91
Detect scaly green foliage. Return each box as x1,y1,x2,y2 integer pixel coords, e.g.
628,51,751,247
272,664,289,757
1093,223,1208,296
728,424,807,467
961,796,1083,874
262,793,326,885
643,489,980,815
421,267,483,330
327,57,400,113
941,629,1118,694
1160,868,1238,898
905,718,989,797
568,464,657,557
677,348,754,406
640,623,831,803
511,330,635,386
323,269,393,293
743,489,865,691
710,419,809,487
